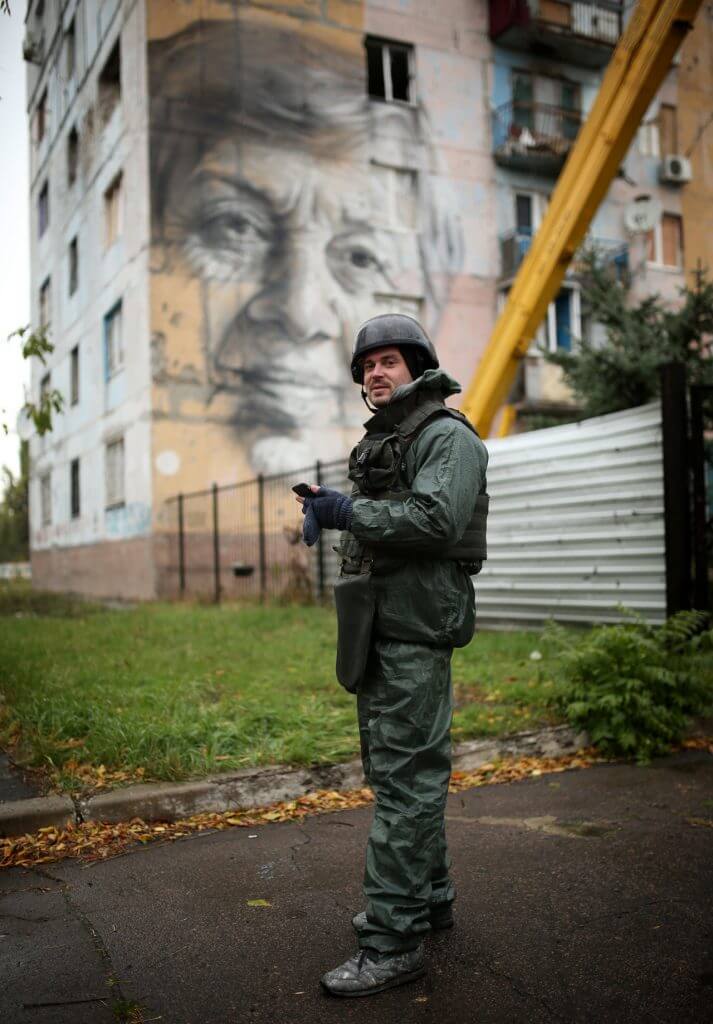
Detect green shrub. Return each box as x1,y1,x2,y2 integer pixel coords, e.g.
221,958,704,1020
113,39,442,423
546,611,713,762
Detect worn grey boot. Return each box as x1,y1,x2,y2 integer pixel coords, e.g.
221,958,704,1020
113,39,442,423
352,906,454,935
320,945,425,997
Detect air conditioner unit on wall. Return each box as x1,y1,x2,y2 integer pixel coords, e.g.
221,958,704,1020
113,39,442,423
659,154,693,184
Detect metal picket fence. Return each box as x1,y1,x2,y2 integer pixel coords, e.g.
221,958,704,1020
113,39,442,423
161,459,349,602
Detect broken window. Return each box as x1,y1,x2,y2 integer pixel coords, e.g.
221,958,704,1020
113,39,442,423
68,236,78,295
70,458,80,518
98,37,121,124
365,37,414,103
39,277,51,328
67,125,79,186
35,88,47,143
70,345,79,405
65,18,76,80
38,180,49,236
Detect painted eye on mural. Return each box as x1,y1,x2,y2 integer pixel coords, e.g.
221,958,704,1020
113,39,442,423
203,212,264,245
183,203,273,282
327,237,387,294
349,247,379,269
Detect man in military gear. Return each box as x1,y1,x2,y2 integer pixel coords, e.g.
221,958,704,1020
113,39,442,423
295,313,489,997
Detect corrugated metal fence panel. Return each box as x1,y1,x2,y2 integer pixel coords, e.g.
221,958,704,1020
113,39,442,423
475,402,666,626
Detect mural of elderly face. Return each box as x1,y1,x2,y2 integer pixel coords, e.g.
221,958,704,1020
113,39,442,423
150,19,462,473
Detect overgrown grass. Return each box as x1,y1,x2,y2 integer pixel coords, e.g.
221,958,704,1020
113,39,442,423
0,586,562,791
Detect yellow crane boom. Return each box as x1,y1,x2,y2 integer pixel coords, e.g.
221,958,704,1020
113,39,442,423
461,0,703,437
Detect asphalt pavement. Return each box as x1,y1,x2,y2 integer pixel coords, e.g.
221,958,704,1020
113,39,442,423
1,748,712,1024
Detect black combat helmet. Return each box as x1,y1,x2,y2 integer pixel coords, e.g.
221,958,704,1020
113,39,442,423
351,314,439,384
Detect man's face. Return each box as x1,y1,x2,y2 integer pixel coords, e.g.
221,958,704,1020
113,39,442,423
177,137,421,470
362,346,413,408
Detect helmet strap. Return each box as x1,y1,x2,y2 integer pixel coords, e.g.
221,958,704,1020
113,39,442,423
360,388,378,413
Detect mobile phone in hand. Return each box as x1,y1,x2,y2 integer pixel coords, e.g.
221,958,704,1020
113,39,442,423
292,483,314,498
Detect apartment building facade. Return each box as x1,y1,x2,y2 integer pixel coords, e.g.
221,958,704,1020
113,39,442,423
25,0,702,598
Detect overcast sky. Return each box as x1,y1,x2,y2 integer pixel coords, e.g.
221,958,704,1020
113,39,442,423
0,1,30,482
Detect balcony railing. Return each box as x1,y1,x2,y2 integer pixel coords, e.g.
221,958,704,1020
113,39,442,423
490,1,623,69
499,230,629,280
493,101,582,174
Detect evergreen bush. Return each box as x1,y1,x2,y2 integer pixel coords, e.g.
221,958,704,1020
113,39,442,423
546,611,712,762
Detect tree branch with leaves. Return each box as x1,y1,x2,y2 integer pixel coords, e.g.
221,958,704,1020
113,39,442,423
5,325,64,438
545,253,713,417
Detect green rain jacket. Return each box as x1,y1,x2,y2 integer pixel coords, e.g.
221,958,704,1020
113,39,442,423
340,370,489,649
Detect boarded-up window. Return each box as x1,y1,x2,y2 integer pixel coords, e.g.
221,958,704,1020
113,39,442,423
105,438,125,509
540,1,571,28
645,228,656,262
40,472,52,526
373,294,423,320
661,213,683,267
646,213,683,267
372,166,418,230
659,104,678,155
104,172,123,248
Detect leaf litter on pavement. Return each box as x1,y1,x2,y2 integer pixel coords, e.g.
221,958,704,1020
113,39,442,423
2,738,711,870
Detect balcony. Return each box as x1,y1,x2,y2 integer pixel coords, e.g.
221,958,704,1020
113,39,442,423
493,101,581,175
499,231,629,281
490,1,622,69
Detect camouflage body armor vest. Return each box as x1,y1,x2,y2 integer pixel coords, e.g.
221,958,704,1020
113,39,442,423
341,392,489,575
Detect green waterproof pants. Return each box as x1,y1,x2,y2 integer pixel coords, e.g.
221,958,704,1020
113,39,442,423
356,638,456,954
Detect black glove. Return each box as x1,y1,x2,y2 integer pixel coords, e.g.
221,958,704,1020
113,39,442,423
301,487,353,547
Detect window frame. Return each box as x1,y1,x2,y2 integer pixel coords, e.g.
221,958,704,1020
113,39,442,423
645,212,684,269
38,180,49,237
70,457,80,519
40,471,52,527
658,103,678,156
98,37,122,125
105,436,125,510
68,236,78,296
365,36,415,105
39,276,51,329
35,88,48,144
103,300,124,379
64,17,76,80
67,125,79,187
70,344,79,406
498,283,581,356
103,171,123,249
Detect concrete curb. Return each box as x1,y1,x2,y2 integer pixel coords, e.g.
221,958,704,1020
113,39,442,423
0,724,588,839
0,795,75,837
